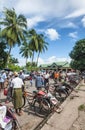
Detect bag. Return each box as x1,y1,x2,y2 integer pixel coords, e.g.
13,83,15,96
4,88,8,96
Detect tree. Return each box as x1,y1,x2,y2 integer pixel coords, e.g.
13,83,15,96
0,40,8,68
28,29,48,67
0,8,27,66
36,34,48,66
69,39,85,71
10,56,19,64
0,28,8,68
20,40,32,66
28,29,39,65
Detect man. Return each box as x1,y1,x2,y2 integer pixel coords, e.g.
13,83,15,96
35,73,43,90
54,70,60,83
44,71,50,87
1,70,7,89
19,70,25,82
12,72,24,116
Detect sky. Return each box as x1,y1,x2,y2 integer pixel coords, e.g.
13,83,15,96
0,0,85,66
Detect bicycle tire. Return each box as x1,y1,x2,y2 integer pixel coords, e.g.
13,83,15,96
57,90,67,100
12,119,21,130
33,98,51,117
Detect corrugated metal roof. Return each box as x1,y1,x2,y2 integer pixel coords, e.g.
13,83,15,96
39,61,70,68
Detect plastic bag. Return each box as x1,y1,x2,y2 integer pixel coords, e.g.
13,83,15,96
4,88,8,96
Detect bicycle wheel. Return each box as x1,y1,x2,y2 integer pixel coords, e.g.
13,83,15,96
12,119,21,130
33,98,51,117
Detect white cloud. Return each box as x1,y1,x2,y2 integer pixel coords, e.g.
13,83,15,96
65,9,85,19
65,22,77,28
27,16,45,29
18,58,26,66
68,31,78,39
1,0,85,29
81,16,85,27
38,57,45,65
1,0,85,19
45,28,60,41
15,0,85,20
38,56,71,65
18,58,31,66
15,0,66,18
18,56,71,66
45,56,57,64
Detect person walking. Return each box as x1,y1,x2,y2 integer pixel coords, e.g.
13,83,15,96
5,74,14,103
44,71,50,87
12,72,24,116
35,73,43,90
1,70,7,89
0,74,3,102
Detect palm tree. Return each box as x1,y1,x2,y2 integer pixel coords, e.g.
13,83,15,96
36,34,48,66
0,8,27,66
20,41,32,66
10,56,19,64
28,29,39,65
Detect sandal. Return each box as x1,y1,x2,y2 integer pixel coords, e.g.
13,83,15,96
56,107,63,113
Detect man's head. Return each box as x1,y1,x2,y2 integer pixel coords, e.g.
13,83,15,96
14,72,18,77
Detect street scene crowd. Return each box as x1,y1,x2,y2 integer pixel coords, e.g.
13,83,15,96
0,69,84,129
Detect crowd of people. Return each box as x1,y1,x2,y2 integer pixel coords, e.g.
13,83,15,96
0,69,82,116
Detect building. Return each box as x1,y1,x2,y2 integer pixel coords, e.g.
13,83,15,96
39,61,71,72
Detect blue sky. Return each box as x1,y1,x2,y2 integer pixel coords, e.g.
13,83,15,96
0,0,85,66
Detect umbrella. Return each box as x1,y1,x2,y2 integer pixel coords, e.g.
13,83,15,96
4,68,12,71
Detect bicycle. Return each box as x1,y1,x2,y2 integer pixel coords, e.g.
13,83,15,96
22,90,51,117
22,91,35,109
33,91,51,117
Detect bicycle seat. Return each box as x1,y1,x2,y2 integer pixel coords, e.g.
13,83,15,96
38,90,46,96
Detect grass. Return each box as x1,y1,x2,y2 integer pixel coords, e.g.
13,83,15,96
78,104,85,111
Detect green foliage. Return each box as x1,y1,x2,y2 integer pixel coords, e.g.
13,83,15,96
78,104,85,111
69,39,85,71
26,61,38,71
10,57,18,64
0,38,8,68
20,40,32,65
0,8,27,66
0,8,49,70
8,64,22,72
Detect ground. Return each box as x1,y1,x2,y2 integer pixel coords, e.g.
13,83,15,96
1,80,85,130
70,106,85,130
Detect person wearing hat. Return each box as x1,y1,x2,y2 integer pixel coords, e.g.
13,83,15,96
12,72,24,116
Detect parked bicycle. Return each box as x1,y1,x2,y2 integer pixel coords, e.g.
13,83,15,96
22,90,51,117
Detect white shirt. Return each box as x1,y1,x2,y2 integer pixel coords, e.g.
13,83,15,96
1,72,7,82
19,73,25,80
12,77,24,88
44,73,50,79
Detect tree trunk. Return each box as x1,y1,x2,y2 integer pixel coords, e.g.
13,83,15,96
36,52,40,67
6,46,11,67
31,51,34,70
